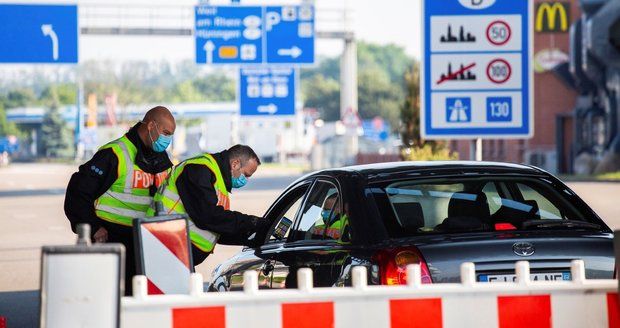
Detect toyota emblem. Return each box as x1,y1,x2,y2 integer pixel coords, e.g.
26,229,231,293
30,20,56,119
512,242,535,257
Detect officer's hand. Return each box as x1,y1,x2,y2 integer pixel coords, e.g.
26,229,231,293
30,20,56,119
93,227,108,243
253,217,272,235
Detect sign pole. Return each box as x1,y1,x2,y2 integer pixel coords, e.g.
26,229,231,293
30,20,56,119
470,139,482,161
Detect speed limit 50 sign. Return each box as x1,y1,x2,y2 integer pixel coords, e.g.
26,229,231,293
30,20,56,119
421,0,533,139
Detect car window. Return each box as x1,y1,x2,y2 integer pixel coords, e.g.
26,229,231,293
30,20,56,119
368,177,591,237
289,180,340,241
264,183,310,243
482,182,502,215
516,182,563,220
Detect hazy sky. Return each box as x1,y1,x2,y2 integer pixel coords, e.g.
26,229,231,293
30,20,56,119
73,0,422,62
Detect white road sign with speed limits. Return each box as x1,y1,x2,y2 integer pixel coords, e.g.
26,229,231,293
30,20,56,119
422,0,533,139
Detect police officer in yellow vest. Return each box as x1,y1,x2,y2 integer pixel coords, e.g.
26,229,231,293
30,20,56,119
65,106,176,294
148,144,270,266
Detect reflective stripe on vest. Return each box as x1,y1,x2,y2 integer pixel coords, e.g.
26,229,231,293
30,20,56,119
148,153,229,253
94,135,168,226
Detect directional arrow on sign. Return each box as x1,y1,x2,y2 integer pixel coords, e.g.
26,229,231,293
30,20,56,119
257,103,278,115
204,40,215,64
277,46,302,58
41,24,58,61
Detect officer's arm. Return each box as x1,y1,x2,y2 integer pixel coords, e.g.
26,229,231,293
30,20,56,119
176,164,262,236
64,149,118,234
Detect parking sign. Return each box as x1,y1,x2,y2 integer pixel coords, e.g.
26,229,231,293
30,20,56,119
195,5,314,64
421,0,533,139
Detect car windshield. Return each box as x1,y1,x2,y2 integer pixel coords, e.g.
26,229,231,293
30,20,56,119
367,176,600,237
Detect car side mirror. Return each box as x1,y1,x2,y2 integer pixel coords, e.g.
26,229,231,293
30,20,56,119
271,217,293,240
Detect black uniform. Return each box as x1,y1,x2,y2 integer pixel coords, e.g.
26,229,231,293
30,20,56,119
176,150,268,265
64,123,172,295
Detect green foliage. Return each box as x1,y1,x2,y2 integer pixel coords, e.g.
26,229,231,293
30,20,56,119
401,144,458,161
400,61,456,160
0,103,20,137
358,66,403,128
4,88,37,108
41,101,73,158
302,74,340,121
300,41,411,129
40,84,77,106
401,63,421,147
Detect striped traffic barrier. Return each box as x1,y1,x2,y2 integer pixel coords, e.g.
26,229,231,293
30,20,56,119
122,260,619,328
133,216,193,295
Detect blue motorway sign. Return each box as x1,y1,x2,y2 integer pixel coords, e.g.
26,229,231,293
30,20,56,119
195,5,314,64
0,4,78,63
421,0,533,139
239,67,296,116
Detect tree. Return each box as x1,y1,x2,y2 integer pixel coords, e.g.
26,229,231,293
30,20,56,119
401,62,421,147
40,84,77,106
0,103,20,137
41,94,73,158
358,67,403,128
301,74,340,121
300,41,411,128
400,61,456,160
5,88,37,108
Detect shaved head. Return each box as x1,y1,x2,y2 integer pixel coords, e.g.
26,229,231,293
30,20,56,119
143,106,174,126
138,106,176,149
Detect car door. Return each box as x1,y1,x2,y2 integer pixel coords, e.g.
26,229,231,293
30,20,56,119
223,180,312,290
272,178,355,289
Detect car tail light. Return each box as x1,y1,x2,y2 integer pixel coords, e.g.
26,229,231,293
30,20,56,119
373,247,432,285
495,222,517,231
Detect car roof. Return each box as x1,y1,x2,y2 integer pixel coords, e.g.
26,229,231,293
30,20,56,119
297,161,546,184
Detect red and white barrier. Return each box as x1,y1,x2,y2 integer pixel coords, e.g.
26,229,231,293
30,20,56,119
133,217,193,295
122,260,619,328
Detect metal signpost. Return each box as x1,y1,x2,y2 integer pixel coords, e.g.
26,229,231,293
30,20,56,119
239,67,296,116
195,5,314,65
421,0,533,153
0,4,78,63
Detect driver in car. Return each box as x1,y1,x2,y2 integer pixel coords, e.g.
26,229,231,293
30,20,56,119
310,194,349,241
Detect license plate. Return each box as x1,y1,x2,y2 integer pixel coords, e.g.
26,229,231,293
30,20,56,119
478,272,571,282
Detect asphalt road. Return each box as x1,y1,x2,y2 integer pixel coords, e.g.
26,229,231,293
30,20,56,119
0,163,619,327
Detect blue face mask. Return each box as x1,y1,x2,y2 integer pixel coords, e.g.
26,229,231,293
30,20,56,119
321,210,332,221
148,122,172,153
232,174,247,189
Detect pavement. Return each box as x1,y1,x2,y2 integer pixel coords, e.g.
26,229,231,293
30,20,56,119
0,163,619,327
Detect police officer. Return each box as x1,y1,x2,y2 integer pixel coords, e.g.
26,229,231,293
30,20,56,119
148,144,270,266
64,106,176,294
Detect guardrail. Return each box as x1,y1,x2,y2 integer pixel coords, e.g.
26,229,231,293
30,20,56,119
122,260,618,328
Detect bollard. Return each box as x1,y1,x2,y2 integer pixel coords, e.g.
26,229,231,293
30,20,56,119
570,260,586,284
515,261,531,285
297,268,313,292
133,275,148,300
351,266,367,290
189,273,204,296
243,270,259,294
406,264,422,288
460,262,476,286
76,223,91,246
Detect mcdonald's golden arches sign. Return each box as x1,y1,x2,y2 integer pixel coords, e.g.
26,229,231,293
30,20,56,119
535,2,570,33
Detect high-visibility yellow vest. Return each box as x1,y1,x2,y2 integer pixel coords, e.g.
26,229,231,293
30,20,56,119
147,153,230,253
94,135,169,226
311,214,349,240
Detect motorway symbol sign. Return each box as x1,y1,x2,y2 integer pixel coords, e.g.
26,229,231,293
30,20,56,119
422,0,533,139
195,5,314,64
0,4,78,63
239,67,296,116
